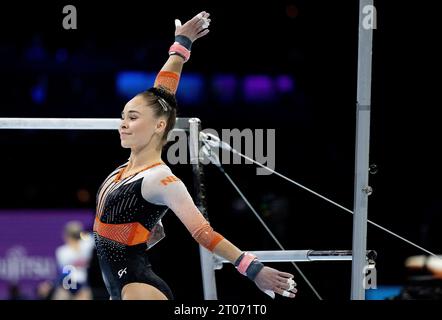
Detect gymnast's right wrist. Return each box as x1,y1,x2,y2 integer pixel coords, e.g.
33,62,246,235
234,252,265,281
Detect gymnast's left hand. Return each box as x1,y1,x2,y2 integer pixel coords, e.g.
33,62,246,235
174,11,211,42
254,266,297,298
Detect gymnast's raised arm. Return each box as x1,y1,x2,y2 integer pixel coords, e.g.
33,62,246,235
153,11,210,94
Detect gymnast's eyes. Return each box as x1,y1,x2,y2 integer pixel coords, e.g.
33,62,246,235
121,116,137,120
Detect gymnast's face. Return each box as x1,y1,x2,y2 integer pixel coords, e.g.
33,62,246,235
119,96,166,149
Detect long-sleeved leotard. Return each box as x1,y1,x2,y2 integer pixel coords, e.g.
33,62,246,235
93,162,224,299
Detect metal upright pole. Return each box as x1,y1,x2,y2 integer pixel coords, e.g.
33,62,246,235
188,118,218,300
351,0,375,300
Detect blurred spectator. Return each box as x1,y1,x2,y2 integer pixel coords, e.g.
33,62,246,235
405,255,442,279
390,255,442,300
52,221,94,300
7,283,28,300
391,199,442,300
35,280,55,300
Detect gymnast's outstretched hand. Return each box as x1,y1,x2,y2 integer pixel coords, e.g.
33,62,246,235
174,11,211,42
254,266,297,298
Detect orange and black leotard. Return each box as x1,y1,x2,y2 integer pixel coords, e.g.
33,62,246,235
93,162,224,299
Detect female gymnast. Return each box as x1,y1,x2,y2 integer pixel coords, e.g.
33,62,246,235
93,11,297,300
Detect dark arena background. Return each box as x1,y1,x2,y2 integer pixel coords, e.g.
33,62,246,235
0,0,441,309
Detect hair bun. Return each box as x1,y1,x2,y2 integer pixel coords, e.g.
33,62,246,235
148,86,178,110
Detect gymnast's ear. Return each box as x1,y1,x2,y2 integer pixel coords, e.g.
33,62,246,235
155,119,167,134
